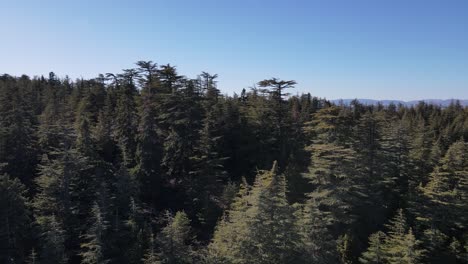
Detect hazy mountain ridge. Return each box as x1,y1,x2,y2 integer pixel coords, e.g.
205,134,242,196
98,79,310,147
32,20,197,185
331,98,468,107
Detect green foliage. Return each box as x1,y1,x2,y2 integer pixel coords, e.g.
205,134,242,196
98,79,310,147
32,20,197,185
207,162,300,264
360,209,424,264
1,64,467,264
80,202,110,264
0,174,31,263
37,215,67,264
359,231,386,264
156,211,194,264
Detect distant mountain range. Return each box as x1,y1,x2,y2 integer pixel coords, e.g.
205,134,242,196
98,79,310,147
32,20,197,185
330,99,468,107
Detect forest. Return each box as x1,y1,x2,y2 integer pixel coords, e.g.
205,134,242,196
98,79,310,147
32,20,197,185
0,61,467,264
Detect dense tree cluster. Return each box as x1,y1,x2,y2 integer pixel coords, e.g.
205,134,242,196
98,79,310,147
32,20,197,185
0,62,467,263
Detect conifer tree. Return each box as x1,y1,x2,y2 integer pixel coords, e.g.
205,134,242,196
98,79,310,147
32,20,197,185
337,233,354,264
205,179,252,263
189,100,228,231
295,200,338,263
0,174,31,263
135,74,163,206
80,202,110,264
159,79,203,207
257,78,297,167
207,162,299,264
156,211,194,264
0,76,37,183
361,209,424,264
26,248,38,264
303,106,363,235
93,92,119,163
115,70,139,167
247,161,299,264
37,215,67,264
142,233,158,264
359,231,386,264
33,148,93,261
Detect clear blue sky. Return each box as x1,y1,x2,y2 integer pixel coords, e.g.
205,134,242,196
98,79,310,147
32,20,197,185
1,0,467,100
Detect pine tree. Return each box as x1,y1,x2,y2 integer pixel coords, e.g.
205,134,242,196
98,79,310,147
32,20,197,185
385,209,424,263
414,140,467,230
123,198,148,264
33,148,93,261
303,135,361,233
337,233,354,264
295,200,338,263
207,162,299,264
142,233,158,264
134,77,163,206
75,91,97,157
37,215,67,264
360,209,424,264
257,78,297,168
159,79,203,208
247,161,299,264
26,248,38,264
93,92,118,163
115,70,139,167
359,231,386,264
156,211,194,264
205,179,253,264
0,174,31,263
80,202,110,264
189,100,227,231
0,76,37,184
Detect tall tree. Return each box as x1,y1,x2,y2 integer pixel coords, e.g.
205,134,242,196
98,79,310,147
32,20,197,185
115,70,139,167
37,215,67,264
80,202,110,264
0,76,37,184
0,174,31,263
156,211,194,264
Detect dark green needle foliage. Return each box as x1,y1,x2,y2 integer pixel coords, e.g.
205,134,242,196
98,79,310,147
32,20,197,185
0,63,467,264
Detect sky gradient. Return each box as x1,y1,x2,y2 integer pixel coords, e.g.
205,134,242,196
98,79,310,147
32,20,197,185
1,0,467,100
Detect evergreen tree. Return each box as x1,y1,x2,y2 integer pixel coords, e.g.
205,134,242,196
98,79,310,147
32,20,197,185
159,79,203,208
189,100,228,232
115,70,139,167
1,62,468,264
361,209,424,264
80,202,110,264
359,231,386,264
0,174,31,263
247,162,299,264
295,200,338,263
134,76,163,206
37,215,67,264
33,149,93,262
303,106,363,235
142,233,158,264
205,179,252,264
207,162,299,264
26,248,38,264
156,211,194,264
0,76,37,184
